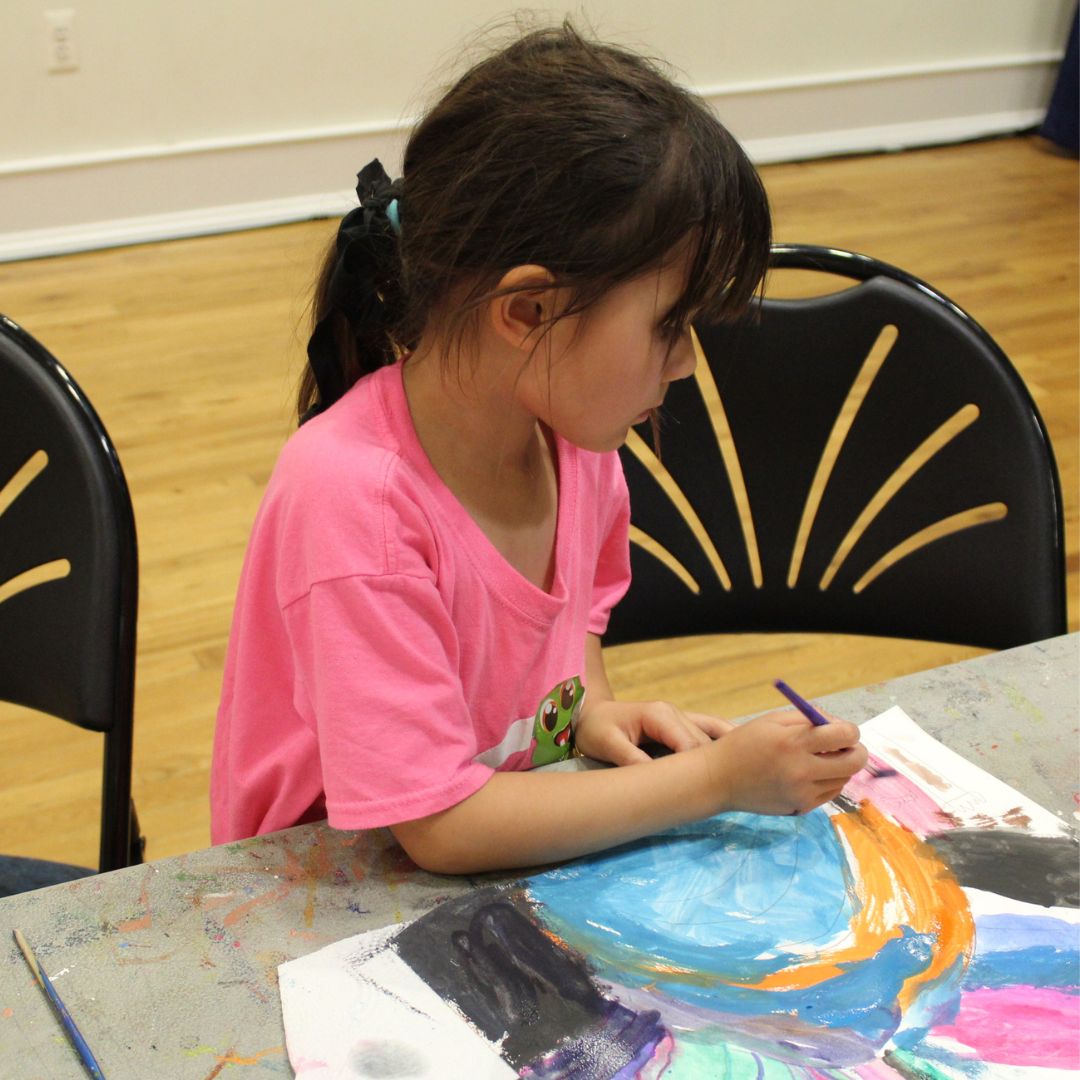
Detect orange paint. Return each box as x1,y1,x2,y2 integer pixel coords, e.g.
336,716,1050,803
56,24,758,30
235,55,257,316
350,849,368,883
288,928,330,943
222,847,306,928
644,961,700,977
193,893,234,911
303,842,331,928
216,1045,283,1066
739,803,973,997
217,838,334,931
200,1045,283,1079
117,868,155,932
115,948,179,966
839,804,973,1008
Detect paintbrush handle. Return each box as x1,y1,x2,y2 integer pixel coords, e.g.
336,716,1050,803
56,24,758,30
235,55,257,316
13,930,107,1080
773,681,896,778
774,679,830,726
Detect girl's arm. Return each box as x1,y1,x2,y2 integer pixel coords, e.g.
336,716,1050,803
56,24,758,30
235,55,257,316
390,704,867,874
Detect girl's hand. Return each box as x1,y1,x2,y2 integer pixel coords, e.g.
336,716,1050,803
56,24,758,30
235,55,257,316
704,709,868,816
574,697,733,765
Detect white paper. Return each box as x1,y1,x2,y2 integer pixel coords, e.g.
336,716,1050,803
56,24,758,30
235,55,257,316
279,923,515,1079
860,706,1068,836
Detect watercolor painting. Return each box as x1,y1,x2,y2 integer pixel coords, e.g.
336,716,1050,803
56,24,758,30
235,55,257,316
279,708,1080,1079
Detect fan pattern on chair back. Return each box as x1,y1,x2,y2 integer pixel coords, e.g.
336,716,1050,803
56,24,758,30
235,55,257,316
607,248,1066,650
0,316,137,734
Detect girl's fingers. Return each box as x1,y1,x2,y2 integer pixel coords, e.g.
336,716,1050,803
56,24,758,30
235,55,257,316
685,712,734,738
810,743,868,781
796,781,851,813
638,705,710,752
609,743,648,768
807,719,863,752
596,733,653,767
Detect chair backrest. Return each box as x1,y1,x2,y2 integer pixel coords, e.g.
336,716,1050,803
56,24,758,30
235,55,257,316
606,245,1067,650
0,314,139,872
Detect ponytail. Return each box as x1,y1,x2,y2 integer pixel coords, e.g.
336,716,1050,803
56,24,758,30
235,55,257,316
299,160,405,424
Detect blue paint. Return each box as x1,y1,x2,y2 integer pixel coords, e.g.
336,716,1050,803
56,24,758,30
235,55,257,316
965,913,1080,989
966,946,1080,988
529,812,855,977
888,954,967,1050
973,912,1079,953
526,810,956,1047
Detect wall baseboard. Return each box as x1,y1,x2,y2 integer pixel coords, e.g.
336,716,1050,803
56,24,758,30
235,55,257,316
0,55,1060,263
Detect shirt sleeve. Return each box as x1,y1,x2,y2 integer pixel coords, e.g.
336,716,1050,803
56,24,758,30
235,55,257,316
587,453,632,635
282,570,495,830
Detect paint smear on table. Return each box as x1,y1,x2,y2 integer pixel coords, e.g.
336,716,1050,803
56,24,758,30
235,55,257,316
278,709,1080,1078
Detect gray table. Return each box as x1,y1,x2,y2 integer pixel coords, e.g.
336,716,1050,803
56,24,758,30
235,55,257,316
2,635,1076,1079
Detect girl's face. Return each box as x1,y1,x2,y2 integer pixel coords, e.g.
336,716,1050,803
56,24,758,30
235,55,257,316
523,251,698,452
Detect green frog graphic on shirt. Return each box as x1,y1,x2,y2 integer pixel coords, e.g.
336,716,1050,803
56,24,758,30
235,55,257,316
531,675,585,766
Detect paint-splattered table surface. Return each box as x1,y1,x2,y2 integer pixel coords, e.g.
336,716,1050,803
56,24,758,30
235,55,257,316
1,634,1076,1079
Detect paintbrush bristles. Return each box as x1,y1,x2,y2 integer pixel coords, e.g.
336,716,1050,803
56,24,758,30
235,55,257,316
13,929,44,986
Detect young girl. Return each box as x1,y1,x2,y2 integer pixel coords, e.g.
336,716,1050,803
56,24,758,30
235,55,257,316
211,22,866,873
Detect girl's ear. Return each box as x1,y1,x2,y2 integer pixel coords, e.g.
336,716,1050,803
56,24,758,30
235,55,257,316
489,265,558,351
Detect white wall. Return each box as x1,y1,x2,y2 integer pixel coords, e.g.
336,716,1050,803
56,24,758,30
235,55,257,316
1,1,1072,260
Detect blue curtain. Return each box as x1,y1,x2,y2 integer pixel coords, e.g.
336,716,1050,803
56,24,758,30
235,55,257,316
1040,6,1078,154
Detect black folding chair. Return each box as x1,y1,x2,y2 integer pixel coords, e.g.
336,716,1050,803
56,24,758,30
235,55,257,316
0,314,143,895
606,245,1067,650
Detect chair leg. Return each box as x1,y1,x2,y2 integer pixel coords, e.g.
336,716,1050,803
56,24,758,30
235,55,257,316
129,800,146,866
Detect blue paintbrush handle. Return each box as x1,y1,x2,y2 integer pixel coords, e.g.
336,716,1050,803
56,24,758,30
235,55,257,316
13,930,106,1079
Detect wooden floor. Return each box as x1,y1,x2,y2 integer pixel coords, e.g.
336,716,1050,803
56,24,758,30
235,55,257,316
1,135,1076,866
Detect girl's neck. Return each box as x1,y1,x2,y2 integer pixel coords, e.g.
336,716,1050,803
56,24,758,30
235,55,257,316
402,344,544,482
401,344,560,591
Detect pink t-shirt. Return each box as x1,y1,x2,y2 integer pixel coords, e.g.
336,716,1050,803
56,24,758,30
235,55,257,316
211,361,631,843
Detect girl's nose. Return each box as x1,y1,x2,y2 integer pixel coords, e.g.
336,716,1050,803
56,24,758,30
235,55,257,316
667,329,698,382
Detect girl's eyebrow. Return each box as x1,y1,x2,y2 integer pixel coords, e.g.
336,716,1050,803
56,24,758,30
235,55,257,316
659,297,697,325
656,283,687,319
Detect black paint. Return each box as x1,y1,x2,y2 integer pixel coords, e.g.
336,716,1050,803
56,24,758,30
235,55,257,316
926,829,1079,908
392,886,665,1074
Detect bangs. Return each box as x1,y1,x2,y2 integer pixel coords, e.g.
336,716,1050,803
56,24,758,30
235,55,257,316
663,120,772,330
555,105,772,330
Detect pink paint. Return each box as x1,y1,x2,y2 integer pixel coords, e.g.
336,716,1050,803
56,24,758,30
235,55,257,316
292,1057,329,1073
845,762,958,837
931,986,1080,1067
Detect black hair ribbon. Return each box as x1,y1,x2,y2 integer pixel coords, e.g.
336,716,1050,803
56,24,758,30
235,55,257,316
303,159,404,423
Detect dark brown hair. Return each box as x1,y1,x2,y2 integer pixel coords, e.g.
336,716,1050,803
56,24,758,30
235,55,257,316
298,21,771,421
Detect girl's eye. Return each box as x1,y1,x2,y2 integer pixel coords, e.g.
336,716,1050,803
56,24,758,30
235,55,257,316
659,320,686,341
